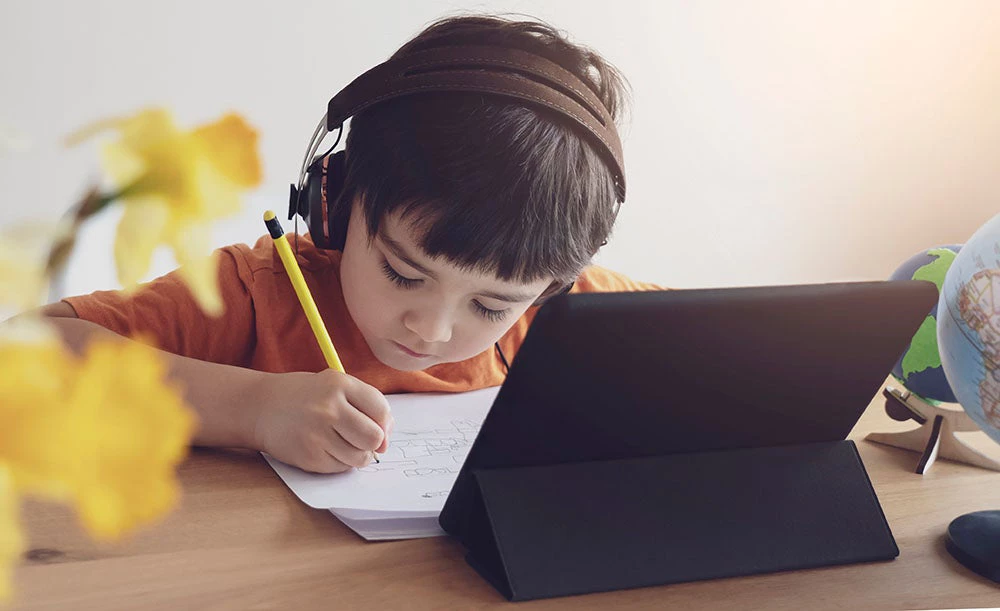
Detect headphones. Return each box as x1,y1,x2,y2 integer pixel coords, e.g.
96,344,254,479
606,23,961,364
288,45,627,252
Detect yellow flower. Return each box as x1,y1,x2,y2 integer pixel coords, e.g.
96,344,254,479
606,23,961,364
69,109,262,315
0,223,66,314
0,466,25,602
0,331,195,540
64,338,194,539
0,330,79,499
0,123,30,154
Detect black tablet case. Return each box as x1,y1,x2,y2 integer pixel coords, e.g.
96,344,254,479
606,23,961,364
439,281,938,601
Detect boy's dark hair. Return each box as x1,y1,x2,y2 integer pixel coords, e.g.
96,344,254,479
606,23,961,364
342,14,630,292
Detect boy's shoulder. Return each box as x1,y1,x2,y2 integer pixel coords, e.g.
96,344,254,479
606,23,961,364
227,233,341,278
498,264,662,363
572,264,664,293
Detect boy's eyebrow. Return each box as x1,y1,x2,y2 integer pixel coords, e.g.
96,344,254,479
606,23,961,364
476,288,537,303
378,232,536,303
379,233,439,280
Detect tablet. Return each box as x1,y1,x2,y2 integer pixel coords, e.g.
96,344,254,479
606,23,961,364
439,279,938,539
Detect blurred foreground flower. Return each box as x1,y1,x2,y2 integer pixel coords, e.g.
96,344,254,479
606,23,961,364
1,105,256,601
0,468,23,602
0,324,194,597
0,224,65,313
0,322,76,499
0,124,30,154
58,108,262,315
66,338,194,538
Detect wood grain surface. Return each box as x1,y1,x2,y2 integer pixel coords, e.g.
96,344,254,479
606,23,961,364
10,379,1000,610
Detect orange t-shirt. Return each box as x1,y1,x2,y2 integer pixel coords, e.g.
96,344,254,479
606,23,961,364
64,234,661,394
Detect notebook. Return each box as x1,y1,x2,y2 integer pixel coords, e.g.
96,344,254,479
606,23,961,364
263,386,498,540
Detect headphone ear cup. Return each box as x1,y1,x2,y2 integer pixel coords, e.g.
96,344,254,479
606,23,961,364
324,151,349,251
297,151,348,251
302,157,329,248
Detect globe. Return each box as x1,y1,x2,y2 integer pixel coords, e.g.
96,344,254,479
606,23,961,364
938,213,1000,445
889,245,961,404
937,212,1000,584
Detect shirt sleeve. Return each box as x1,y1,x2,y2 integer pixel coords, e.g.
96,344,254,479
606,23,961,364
497,264,664,362
62,245,257,367
570,265,666,293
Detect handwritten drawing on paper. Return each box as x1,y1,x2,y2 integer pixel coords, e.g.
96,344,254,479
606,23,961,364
263,387,499,513
358,418,482,478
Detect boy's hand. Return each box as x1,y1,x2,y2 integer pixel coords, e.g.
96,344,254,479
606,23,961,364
251,370,394,474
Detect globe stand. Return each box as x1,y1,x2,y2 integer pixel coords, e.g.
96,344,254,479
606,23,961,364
946,510,1000,584
864,385,1000,474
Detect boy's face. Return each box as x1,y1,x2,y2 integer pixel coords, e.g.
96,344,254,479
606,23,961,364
340,199,554,371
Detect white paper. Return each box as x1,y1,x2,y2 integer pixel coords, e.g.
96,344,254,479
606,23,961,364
332,511,446,541
264,386,498,513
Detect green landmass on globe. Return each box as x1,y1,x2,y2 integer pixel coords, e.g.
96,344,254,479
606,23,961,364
890,246,960,405
900,248,956,381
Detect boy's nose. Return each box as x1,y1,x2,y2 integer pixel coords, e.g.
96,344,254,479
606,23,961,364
403,308,453,344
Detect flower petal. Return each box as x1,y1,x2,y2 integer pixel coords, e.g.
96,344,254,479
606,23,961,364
192,113,262,188
0,337,78,499
0,222,65,313
99,140,147,192
0,315,59,345
189,155,243,219
113,108,177,154
114,197,169,289
64,115,127,147
0,467,24,602
170,222,223,316
0,124,30,153
65,339,194,540
79,107,262,315
0,334,194,543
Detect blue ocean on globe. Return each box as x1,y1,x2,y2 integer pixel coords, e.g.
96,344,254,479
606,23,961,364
938,213,1000,445
889,245,961,404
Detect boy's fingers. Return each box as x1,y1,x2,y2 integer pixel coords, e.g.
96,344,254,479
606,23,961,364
325,430,375,469
344,378,394,430
329,398,385,451
302,451,351,474
376,418,394,453
344,378,394,452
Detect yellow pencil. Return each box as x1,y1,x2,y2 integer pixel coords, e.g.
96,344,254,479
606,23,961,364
263,210,379,462
264,210,345,371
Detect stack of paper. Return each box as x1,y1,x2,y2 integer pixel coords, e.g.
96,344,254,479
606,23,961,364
264,386,498,540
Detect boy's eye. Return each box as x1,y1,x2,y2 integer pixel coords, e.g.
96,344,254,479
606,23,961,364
380,260,421,289
381,258,509,322
473,300,509,323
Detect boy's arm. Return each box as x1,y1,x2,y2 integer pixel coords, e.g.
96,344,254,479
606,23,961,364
36,302,393,473
40,301,267,449
62,246,259,368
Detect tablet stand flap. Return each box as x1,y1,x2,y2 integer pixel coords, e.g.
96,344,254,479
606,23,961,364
466,440,897,601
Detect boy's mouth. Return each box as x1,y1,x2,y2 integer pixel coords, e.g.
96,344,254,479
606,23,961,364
392,341,433,359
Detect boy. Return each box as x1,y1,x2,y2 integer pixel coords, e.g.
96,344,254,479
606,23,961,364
40,15,659,474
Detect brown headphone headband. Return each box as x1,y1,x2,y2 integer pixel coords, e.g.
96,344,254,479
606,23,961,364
324,45,626,202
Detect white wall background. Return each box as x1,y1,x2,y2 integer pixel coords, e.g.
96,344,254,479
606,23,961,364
1,0,998,299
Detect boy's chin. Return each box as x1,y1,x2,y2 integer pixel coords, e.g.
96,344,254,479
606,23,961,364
370,341,442,372
376,355,438,372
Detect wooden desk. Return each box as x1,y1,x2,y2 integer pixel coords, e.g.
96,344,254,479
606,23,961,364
11,381,1000,610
